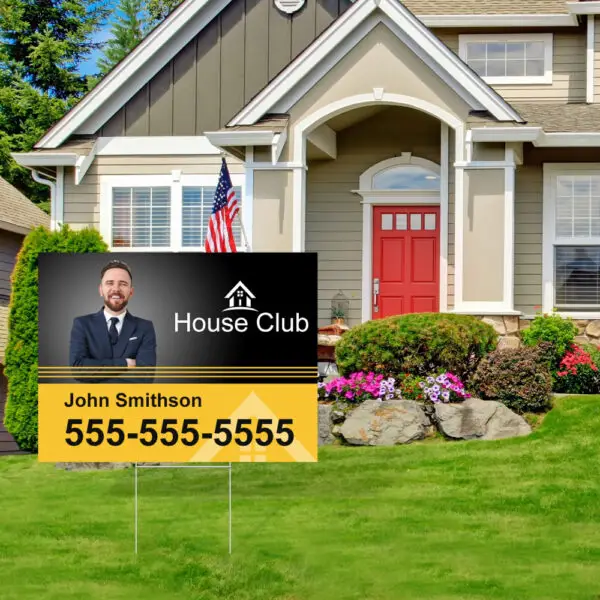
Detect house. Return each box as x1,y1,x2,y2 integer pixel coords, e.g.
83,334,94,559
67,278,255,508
11,0,600,343
0,177,50,454
225,281,256,309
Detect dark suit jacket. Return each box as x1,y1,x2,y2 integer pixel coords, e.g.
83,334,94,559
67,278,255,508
69,309,157,382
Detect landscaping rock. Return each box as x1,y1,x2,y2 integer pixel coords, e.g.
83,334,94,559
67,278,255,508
574,335,590,346
339,400,431,446
482,316,506,335
586,320,600,338
434,398,531,441
498,336,520,350
318,404,335,446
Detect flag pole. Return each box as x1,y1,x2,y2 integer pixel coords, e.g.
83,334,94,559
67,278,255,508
236,211,251,253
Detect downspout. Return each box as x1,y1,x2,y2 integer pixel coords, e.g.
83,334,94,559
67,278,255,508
31,170,57,231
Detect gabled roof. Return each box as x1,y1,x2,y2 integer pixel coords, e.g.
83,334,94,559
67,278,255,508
228,0,524,126
34,0,574,149
0,177,50,233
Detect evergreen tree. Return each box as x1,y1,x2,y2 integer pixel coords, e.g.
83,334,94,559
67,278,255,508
97,0,145,74
0,0,109,204
146,0,183,28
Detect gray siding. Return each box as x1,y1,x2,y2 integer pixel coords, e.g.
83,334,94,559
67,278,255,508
305,107,441,328
514,164,543,315
98,0,352,136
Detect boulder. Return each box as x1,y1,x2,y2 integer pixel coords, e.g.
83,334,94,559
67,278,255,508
318,404,335,446
585,320,600,339
498,336,520,350
339,400,431,446
434,397,531,441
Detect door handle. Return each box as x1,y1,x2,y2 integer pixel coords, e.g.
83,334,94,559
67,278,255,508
373,278,380,312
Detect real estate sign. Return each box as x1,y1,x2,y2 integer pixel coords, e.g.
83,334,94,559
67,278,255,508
37,253,318,463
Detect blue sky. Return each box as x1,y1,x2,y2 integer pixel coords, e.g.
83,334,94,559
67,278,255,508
80,26,113,76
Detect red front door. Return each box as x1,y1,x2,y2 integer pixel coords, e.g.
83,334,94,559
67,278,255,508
372,205,440,318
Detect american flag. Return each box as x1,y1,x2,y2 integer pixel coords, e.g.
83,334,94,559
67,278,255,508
205,157,240,253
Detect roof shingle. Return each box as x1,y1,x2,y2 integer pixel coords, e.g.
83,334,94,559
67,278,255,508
400,0,571,15
0,177,50,231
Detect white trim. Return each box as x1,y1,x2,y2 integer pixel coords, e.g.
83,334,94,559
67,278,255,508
36,0,235,148
451,305,522,315
440,123,449,313
458,33,553,85
75,140,98,185
567,1,600,15
542,163,600,316
361,200,373,323
99,172,246,252
292,166,305,252
245,162,305,170
271,129,288,164
95,136,222,156
419,14,578,28
355,193,440,203
12,152,78,167
204,130,279,147
470,128,600,147
469,127,542,143
56,166,65,229
455,160,516,169
454,125,465,310
228,0,523,126
504,147,515,313
244,147,254,250
588,16,596,103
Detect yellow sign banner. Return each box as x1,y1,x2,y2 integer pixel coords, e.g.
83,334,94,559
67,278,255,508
38,383,318,463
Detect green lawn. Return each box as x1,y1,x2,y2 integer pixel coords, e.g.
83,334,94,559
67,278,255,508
2,396,600,600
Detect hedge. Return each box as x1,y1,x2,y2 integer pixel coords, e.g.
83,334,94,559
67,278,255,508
3,225,108,452
334,312,498,382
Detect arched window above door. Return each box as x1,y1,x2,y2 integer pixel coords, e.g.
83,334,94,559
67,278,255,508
358,154,441,193
372,164,440,191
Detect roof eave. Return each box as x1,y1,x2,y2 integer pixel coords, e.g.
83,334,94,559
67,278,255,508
419,14,579,27
11,152,78,167
567,1,600,15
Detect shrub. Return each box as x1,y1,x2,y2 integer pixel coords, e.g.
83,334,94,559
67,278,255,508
521,311,578,370
553,344,600,394
318,371,397,404
471,344,553,414
334,313,498,382
4,225,108,452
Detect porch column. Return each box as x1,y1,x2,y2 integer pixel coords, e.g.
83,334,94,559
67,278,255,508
454,144,517,314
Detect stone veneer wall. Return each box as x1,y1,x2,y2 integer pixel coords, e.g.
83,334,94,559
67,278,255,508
478,316,600,349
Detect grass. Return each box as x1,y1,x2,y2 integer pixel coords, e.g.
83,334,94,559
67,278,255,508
2,395,600,600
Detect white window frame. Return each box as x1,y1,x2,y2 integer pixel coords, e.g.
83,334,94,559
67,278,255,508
543,164,600,319
99,172,246,252
458,33,553,85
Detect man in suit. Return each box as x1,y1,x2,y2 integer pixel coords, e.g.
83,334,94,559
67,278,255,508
69,259,157,382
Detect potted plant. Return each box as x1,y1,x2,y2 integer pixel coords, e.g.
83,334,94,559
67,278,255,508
331,306,345,325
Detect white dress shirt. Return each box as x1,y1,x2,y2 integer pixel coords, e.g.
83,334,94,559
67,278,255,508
104,309,127,335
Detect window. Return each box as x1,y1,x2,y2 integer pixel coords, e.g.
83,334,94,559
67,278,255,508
101,174,245,251
459,34,552,84
372,165,440,191
544,168,600,315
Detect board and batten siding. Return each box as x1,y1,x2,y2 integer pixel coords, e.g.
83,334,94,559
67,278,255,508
64,154,244,230
97,0,352,136
305,107,441,327
433,28,586,104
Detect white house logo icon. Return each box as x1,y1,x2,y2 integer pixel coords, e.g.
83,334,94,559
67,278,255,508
223,281,258,312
